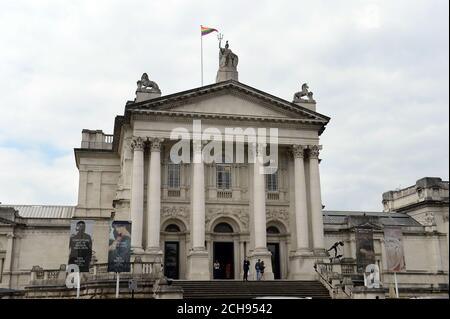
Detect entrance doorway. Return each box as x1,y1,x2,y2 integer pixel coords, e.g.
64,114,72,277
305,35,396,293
213,242,234,279
267,243,281,279
164,241,179,279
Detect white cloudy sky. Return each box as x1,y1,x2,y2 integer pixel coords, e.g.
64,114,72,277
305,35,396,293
0,0,448,211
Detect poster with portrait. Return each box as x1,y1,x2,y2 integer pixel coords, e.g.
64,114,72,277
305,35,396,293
355,228,375,273
384,227,406,272
68,220,94,272
107,221,132,273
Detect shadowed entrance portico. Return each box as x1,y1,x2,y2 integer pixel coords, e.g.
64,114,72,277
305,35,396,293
212,222,235,279
213,242,234,279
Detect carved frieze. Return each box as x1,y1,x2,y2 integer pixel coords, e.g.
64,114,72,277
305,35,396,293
161,206,189,221
443,213,449,223
416,212,436,226
266,208,289,224
206,207,249,231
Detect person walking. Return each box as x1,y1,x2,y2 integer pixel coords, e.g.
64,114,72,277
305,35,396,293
243,257,250,281
255,259,261,281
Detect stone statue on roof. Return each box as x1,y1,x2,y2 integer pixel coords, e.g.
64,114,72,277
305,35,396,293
219,40,239,69
137,73,161,93
293,83,315,103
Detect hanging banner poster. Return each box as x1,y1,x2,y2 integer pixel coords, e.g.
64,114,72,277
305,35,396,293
107,221,132,273
68,220,94,272
384,227,406,272
355,228,375,273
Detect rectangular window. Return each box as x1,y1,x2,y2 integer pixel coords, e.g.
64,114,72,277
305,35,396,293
216,165,231,190
168,163,180,189
266,172,278,192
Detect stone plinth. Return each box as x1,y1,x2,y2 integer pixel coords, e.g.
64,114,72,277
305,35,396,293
294,100,316,112
135,90,161,102
186,250,210,280
216,68,238,82
289,253,320,280
249,249,274,281
352,287,386,299
153,279,183,299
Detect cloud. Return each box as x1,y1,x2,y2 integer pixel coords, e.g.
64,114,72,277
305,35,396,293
0,0,448,210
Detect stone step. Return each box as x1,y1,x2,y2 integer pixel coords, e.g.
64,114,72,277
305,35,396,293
171,280,331,299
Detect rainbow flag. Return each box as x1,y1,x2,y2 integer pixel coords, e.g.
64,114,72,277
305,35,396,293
201,25,218,36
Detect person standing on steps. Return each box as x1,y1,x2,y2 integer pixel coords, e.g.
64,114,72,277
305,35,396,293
243,257,250,281
260,260,265,280
255,259,262,281
213,260,221,279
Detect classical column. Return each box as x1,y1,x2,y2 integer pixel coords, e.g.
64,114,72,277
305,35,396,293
130,137,145,253
191,141,206,250
253,143,267,251
249,143,274,280
292,145,310,252
146,138,163,255
186,140,209,279
308,145,325,252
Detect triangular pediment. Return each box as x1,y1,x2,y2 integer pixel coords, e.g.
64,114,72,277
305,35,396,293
127,80,330,124
161,92,297,118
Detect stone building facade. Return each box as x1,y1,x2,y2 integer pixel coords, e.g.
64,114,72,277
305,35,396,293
0,50,448,297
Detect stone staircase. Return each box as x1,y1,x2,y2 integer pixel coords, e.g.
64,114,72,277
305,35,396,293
171,280,331,299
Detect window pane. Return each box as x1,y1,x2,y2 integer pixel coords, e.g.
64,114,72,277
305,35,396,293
168,163,180,188
214,223,234,233
217,165,231,189
266,172,278,191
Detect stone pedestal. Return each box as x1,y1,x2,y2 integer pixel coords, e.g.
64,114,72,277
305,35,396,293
249,250,274,281
289,253,320,280
153,279,184,299
135,90,161,102
216,68,238,82
352,287,386,299
186,250,210,280
294,100,316,112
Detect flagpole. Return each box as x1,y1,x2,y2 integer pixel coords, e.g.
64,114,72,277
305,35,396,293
200,26,204,86
394,272,399,298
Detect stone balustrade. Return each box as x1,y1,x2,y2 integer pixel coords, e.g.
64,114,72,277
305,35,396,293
29,261,164,286
80,129,113,150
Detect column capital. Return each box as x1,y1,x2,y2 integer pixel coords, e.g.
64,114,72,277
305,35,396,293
131,136,145,151
148,137,164,152
308,145,322,159
292,145,307,158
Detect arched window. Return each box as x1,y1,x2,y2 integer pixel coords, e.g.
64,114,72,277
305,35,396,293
165,224,181,232
267,226,280,234
213,222,234,233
